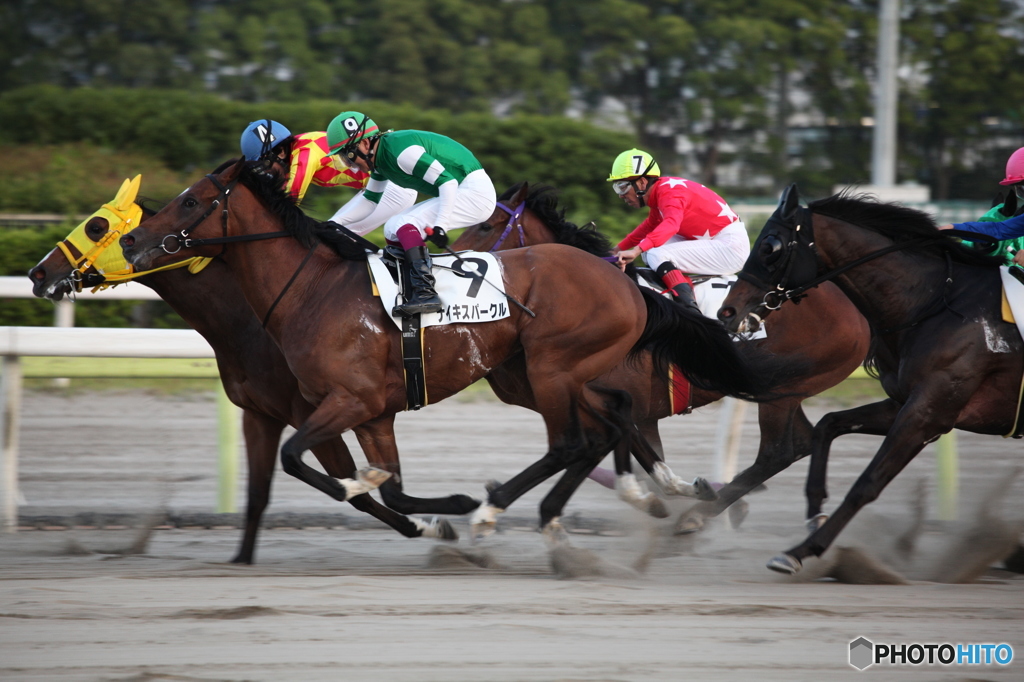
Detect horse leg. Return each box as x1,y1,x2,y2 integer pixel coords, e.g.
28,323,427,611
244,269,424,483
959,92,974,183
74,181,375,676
309,432,458,541
231,409,284,564
473,382,629,537
769,400,951,575
805,399,901,529
630,425,717,502
594,389,670,520
279,391,391,502
674,399,811,535
541,387,630,532
470,380,593,538
352,415,481,516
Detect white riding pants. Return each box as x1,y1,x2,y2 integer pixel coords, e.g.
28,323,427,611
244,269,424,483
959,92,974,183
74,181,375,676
382,169,496,242
329,182,418,236
641,221,751,275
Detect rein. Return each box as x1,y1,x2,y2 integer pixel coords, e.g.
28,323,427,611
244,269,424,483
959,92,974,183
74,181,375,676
160,172,315,328
489,201,526,251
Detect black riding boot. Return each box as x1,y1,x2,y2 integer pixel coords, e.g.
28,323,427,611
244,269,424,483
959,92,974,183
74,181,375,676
655,262,702,315
393,245,442,316
670,281,702,315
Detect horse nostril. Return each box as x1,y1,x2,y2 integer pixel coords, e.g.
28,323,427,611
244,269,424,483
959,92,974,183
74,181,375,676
718,306,735,321
121,234,135,248
29,266,45,281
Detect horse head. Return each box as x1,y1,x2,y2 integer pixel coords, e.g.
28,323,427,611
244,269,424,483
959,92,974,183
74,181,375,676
28,176,145,300
718,184,819,333
121,159,248,271
28,176,213,301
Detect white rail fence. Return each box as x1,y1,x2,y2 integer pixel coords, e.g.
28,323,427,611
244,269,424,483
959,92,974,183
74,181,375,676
1,276,241,532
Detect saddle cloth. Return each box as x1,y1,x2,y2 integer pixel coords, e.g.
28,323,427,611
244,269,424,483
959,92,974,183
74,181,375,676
367,251,511,330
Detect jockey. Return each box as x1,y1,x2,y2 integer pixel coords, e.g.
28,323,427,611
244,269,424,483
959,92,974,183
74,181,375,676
940,147,1024,243
239,120,416,235
325,111,497,316
610,148,750,313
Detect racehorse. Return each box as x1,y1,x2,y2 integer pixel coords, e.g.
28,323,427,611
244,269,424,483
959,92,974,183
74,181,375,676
454,182,870,532
118,160,798,539
719,185,1019,574
27,177,465,563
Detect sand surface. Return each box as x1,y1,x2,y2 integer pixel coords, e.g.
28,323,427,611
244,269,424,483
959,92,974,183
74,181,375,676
2,389,1022,681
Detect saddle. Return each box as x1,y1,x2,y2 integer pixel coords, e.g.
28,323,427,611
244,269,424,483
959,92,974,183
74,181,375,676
370,247,511,411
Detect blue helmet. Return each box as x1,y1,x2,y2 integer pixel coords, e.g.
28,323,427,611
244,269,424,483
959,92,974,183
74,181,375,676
240,120,292,161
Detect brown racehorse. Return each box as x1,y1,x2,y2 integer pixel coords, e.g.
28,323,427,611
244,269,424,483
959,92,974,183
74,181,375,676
454,182,871,533
118,160,797,538
719,186,1019,574
27,184,466,564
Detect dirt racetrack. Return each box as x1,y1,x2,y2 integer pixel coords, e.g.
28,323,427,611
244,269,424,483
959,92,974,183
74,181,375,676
2,387,1022,681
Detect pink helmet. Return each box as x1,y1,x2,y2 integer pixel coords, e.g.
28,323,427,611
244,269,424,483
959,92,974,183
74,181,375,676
1000,147,1024,185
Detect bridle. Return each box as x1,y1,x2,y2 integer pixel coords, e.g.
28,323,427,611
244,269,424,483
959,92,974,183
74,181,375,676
155,170,318,329
488,200,527,251
740,205,998,333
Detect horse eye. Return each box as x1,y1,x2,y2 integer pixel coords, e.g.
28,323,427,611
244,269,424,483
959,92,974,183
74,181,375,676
183,197,198,209
759,235,784,264
85,219,108,240
478,221,493,232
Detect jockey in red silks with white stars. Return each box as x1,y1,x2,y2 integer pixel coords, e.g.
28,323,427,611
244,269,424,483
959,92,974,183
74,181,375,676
611,148,750,313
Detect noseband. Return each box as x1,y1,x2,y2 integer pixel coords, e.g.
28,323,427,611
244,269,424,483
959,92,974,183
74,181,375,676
489,201,526,251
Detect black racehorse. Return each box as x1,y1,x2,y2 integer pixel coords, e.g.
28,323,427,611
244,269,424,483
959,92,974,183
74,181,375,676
719,185,1020,574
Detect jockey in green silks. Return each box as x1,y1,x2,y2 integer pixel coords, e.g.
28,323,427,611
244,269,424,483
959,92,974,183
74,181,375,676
325,111,496,316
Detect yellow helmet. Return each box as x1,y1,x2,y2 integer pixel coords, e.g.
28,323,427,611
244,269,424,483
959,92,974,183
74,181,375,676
608,148,661,181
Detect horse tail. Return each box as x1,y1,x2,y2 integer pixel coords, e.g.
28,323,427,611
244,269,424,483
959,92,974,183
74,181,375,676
630,287,807,401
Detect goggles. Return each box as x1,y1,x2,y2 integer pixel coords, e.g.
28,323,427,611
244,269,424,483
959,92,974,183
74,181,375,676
337,148,357,168
1015,183,1024,201
612,180,632,196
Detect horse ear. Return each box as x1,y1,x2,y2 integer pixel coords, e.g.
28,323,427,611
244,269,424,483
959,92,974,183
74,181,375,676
511,181,529,207
1002,189,1018,217
113,174,142,212
779,184,801,220
219,158,247,183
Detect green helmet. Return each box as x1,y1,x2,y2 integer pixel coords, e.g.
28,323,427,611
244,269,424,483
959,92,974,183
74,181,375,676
608,148,661,181
326,111,380,156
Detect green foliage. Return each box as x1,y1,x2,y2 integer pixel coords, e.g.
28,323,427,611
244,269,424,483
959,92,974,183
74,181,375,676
0,85,637,221
0,143,204,214
2,0,1022,205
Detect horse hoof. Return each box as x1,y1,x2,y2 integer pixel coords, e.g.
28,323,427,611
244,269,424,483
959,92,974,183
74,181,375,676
673,514,704,535
727,498,749,528
806,513,828,532
646,497,670,519
418,516,459,542
694,477,719,502
542,518,569,546
766,553,803,575
469,503,504,543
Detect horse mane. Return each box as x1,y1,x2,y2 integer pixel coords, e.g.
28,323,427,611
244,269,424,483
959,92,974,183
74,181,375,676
235,163,368,260
499,182,614,257
809,193,1003,268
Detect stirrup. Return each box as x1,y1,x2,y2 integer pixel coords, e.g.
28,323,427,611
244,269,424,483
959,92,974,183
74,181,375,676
393,296,442,316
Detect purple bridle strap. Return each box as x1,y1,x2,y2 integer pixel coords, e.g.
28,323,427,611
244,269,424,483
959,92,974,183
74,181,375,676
489,201,527,251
